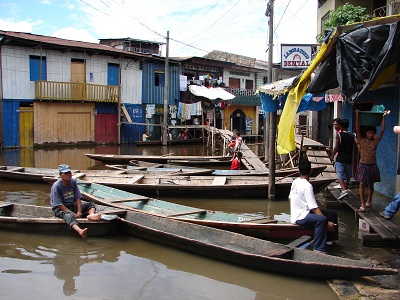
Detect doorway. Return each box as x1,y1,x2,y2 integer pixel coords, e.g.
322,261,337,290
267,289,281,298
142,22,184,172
71,59,86,100
19,104,34,147
230,109,246,135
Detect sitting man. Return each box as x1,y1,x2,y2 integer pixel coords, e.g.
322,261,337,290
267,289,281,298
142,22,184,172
289,159,339,252
142,131,151,142
51,164,102,239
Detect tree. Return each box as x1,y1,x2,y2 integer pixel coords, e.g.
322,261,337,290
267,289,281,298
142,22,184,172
317,3,371,43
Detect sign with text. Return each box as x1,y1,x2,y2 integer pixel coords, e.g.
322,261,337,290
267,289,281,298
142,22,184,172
281,44,312,69
325,94,343,102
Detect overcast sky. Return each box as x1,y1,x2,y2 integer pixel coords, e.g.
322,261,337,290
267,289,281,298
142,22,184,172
0,0,318,62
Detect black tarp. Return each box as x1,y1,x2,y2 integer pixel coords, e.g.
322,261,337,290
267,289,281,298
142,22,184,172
307,21,400,103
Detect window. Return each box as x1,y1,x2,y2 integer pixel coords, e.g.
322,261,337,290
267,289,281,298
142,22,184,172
29,55,47,81
155,72,165,87
263,76,268,84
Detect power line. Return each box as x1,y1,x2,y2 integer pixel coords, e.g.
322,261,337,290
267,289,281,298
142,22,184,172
178,1,222,35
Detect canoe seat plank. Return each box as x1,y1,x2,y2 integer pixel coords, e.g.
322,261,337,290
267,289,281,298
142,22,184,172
262,247,294,258
287,235,313,248
0,203,14,209
100,209,127,216
127,175,144,184
77,181,92,186
5,167,25,172
73,173,86,179
105,197,150,203
168,210,207,217
212,176,226,185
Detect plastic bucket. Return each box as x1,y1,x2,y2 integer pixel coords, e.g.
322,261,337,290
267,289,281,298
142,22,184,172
359,111,383,126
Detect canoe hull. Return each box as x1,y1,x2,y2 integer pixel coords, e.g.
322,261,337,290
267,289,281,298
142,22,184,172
76,177,333,199
181,219,313,240
79,181,314,240
0,203,119,237
85,153,227,164
134,138,203,146
117,208,397,278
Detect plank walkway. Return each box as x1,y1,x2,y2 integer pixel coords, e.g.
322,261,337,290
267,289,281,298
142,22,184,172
329,185,400,247
295,135,400,247
296,135,336,180
216,129,268,171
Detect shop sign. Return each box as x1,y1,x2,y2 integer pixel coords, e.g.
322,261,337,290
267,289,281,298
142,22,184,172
325,94,343,102
281,44,312,69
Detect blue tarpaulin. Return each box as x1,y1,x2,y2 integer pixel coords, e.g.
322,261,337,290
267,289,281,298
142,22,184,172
259,91,325,115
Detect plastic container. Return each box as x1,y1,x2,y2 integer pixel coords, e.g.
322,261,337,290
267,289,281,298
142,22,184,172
371,104,385,113
359,111,383,126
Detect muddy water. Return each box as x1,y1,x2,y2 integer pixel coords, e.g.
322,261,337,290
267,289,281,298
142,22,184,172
0,144,377,299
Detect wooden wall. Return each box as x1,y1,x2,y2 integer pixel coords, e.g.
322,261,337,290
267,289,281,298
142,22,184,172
34,102,95,144
223,105,257,133
1,45,142,104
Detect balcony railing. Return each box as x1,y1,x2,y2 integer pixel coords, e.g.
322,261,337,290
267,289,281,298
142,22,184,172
373,2,400,17
226,87,257,97
35,81,119,103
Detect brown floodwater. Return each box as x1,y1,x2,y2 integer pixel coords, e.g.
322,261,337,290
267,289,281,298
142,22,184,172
0,144,396,299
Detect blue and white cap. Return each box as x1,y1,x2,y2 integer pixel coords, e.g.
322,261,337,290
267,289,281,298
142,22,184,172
58,164,71,173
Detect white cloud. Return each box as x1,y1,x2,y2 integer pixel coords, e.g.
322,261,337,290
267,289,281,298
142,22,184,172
0,19,42,33
52,26,98,43
74,0,317,62
0,0,318,62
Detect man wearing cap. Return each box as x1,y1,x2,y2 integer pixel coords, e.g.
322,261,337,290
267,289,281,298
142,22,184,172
50,164,100,238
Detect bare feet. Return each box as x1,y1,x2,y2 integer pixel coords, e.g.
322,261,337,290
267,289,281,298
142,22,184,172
79,228,88,239
87,213,101,221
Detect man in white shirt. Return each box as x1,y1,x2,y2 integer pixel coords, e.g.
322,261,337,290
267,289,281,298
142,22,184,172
289,159,338,252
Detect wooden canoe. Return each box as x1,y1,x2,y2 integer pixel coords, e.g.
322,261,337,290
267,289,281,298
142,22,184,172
85,153,228,164
0,202,121,237
0,165,213,182
133,137,204,146
167,157,232,167
211,165,327,177
44,173,336,199
0,166,132,183
78,181,314,240
0,166,63,182
105,164,214,176
107,163,325,178
114,202,397,278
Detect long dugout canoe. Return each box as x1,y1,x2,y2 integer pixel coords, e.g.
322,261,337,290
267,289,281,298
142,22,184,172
79,181,314,240
45,173,336,199
115,203,398,279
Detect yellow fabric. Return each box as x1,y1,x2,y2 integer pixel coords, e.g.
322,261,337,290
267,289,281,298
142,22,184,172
370,63,397,90
277,36,336,154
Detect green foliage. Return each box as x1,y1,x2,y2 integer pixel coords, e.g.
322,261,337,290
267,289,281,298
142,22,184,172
317,3,371,43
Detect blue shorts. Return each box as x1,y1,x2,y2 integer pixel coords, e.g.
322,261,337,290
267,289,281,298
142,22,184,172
334,161,352,183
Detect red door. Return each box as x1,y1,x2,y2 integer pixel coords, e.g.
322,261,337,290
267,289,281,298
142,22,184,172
95,114,118,143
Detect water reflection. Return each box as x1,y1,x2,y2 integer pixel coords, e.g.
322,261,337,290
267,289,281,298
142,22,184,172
0,145,341,299
0,230,338,300
52,238,119,296
1,143,230,170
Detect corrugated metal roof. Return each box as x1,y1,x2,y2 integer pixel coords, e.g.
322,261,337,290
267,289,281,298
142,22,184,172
0,30,150,60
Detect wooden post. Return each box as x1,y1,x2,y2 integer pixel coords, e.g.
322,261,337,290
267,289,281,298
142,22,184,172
162,31,169,146
267,0,276,200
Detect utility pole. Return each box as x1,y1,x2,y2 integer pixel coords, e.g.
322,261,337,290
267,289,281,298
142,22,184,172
263,16,269,166
267,0,276,200
162,31,169,146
